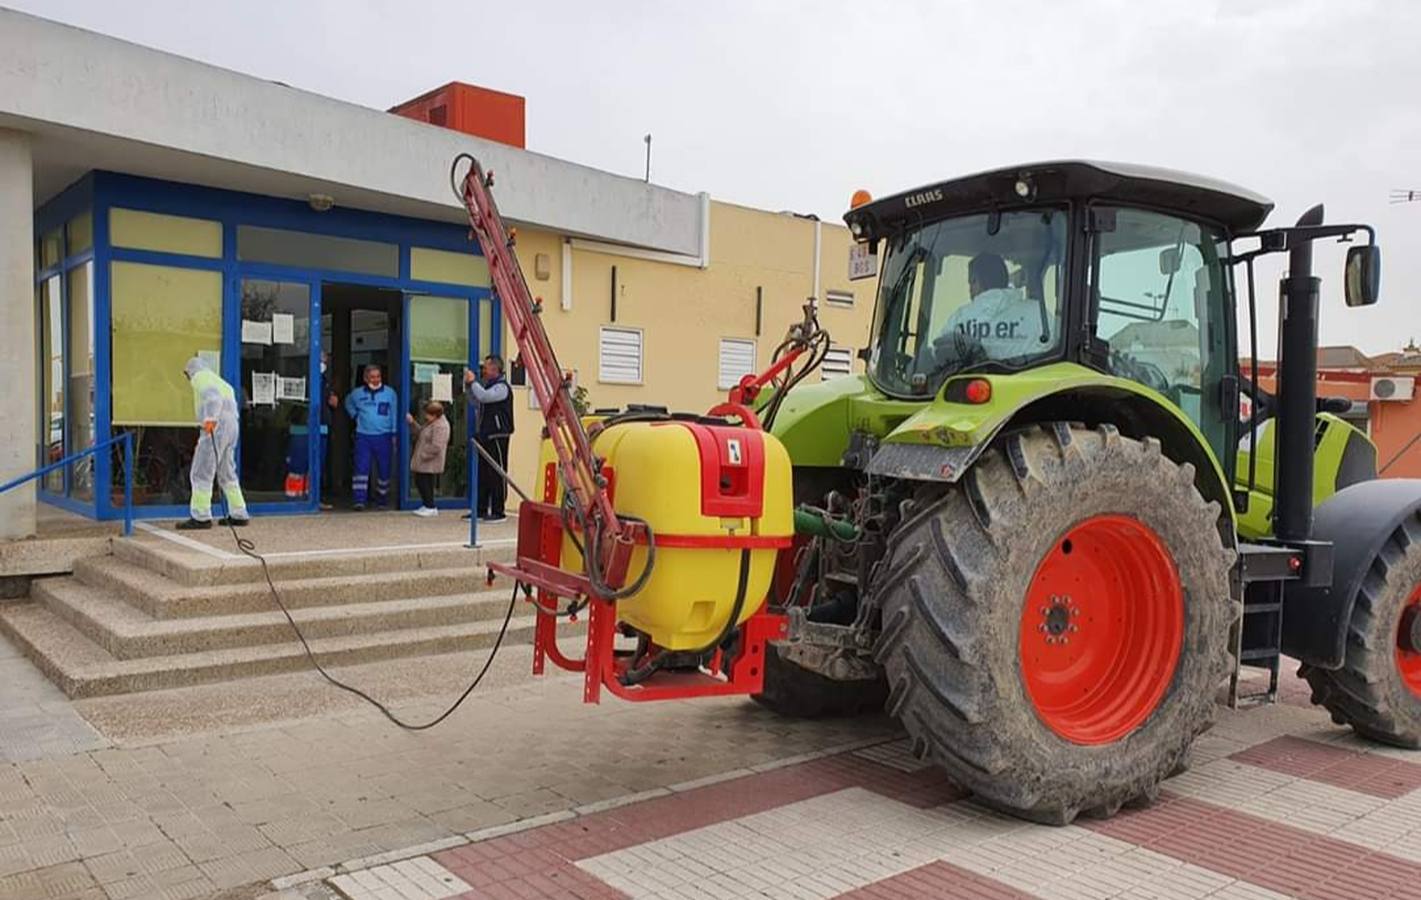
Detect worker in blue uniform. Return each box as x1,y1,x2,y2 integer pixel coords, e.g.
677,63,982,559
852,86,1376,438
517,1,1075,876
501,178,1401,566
343,363,398,510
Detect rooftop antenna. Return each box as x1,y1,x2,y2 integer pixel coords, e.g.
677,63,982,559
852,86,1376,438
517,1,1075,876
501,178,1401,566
643,133,652,183
1390,189,1421,204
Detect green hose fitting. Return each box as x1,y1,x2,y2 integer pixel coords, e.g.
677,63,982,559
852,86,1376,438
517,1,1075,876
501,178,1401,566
793,506,859,541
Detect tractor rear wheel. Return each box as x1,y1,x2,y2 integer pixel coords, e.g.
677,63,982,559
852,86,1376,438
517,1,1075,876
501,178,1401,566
871,424,1236,824
1302,516,1421,747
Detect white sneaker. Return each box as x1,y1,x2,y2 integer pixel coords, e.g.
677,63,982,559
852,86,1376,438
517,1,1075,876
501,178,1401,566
412,506,438,518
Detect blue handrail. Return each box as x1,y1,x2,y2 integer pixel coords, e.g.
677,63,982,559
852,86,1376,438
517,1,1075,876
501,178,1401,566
0,432,135,536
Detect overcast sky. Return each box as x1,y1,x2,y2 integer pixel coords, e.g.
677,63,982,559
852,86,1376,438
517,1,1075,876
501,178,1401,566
13,0,1420,355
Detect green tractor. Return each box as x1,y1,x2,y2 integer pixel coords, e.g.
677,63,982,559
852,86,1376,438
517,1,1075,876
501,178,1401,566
757,160,1402,824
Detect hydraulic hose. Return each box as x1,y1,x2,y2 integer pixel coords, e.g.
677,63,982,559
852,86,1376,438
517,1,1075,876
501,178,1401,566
618,548,751,686
793,506,859,542
205,430,517,730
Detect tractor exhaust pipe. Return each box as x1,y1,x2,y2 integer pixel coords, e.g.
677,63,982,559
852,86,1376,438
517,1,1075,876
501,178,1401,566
1273,204,1325,543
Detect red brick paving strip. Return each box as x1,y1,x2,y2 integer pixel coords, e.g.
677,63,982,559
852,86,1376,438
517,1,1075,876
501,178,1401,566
836,860,1036,899
1084,792,1421,900
437,751,966,898
1231,734,1421,799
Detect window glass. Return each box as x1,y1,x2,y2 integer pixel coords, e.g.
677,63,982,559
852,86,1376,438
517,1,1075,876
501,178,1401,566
66,211,93,256
407,294,469,503
110,208,222,258
410,246,490,287
238,280,313,503
111,426,198,507
237,226,398,277
409,294,469,363
40,228,62,270
110,262,222,426
478,297,493,360
38,276,64,492
67,262,95,501
871,209,1066,395
1092,208,1231,460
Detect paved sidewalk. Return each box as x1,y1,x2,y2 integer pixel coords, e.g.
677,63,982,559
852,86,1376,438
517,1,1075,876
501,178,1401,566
280,687,1421,900
0,631,896,900
8,621,1421,900
0,631,108,764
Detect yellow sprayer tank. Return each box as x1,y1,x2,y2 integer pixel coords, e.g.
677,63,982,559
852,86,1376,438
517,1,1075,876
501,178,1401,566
536,417,792,650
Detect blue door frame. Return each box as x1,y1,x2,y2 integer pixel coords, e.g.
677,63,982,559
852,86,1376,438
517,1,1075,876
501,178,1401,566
228,274,323,517
32,170,495,522
400,288,498,511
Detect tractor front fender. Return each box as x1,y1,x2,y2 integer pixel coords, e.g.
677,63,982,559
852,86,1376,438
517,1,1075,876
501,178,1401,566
865,363,1235,518
1282,479,1421,668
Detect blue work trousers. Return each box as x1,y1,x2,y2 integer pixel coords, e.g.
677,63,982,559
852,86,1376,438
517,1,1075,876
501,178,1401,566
353,432,395,506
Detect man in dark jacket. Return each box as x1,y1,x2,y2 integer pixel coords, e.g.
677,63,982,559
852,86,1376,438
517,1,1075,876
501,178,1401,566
463,355,514,522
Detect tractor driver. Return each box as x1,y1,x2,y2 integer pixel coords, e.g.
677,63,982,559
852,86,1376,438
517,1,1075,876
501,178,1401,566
932,253,1050,366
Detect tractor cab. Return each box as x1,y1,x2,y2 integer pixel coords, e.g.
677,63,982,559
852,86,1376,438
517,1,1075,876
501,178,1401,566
846,161,1276,468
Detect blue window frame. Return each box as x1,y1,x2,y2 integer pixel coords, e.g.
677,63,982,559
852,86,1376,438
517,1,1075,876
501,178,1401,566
32,171,498,521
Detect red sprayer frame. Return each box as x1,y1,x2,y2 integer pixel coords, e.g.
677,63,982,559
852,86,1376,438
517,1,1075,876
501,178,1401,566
453,155,785,702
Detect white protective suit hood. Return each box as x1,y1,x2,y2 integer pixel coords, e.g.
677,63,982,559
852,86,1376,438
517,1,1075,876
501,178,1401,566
184,357,207,379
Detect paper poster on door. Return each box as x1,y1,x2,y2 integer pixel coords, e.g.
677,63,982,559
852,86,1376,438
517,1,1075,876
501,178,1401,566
271,313,295,345
242,320,272,345
251,372,276,406
413,362,440,384
276,376,306,401
431,372,453,403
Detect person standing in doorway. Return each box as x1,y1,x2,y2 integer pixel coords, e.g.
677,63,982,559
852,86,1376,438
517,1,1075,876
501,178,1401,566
463,355,514,522
179,356,249,530
406,401,450,517
344,363,398,510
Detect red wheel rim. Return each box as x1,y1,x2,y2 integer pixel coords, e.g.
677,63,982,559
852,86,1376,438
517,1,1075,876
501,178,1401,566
1394,586,1421,697
1019,514,1184,745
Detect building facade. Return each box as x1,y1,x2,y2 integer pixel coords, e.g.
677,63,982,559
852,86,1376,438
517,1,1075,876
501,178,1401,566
1251,343,1421,479
0,9,875,536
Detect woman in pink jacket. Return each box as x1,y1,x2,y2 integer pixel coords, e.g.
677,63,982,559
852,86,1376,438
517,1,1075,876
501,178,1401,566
406,401,451,517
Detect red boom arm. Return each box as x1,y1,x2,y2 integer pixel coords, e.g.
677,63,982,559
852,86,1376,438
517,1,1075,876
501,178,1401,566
454,155,636,592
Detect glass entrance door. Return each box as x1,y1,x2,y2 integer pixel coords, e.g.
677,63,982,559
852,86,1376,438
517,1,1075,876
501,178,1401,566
405,293,472,507
238,278,316,507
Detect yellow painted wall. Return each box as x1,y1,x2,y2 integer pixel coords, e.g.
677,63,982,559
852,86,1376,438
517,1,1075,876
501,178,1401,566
499,202,878,493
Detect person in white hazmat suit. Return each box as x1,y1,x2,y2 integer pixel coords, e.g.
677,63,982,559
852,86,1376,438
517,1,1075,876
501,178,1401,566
178,357,250,530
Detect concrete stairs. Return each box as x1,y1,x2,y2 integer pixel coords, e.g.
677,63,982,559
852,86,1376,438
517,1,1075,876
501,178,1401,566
0,537,538,698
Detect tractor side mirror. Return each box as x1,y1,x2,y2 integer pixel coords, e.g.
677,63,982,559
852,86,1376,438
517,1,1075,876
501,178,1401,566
1345,245,1381,307
1158,247,1181,275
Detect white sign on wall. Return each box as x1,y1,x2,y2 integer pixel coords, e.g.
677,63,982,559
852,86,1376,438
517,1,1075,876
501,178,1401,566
849,243,878,281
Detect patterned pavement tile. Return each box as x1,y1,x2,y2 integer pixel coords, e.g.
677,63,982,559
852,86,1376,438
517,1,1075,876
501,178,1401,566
1232,734,1421,798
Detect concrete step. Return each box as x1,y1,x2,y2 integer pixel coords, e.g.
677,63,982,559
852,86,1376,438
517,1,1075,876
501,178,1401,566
0,600,541,698
32,576,520,659
71,556,495,618
111,537,514,587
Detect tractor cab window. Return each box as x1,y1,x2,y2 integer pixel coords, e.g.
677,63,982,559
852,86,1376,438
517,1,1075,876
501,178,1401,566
870,208,1067,396
1091,208,1231,462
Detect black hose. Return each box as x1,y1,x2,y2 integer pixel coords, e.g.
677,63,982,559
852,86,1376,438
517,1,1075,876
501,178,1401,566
618,548,752,686
584,510,656,601
761,332,830,431
205,431,517,731
450,153,476,202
